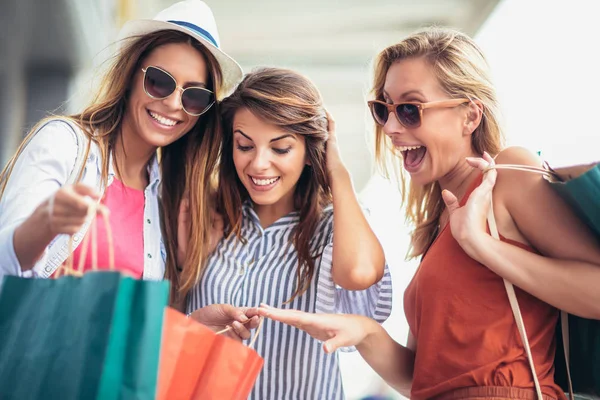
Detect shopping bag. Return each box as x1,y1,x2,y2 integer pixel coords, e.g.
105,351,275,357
545,162,600,237
0,209,169,400
156,307,264,400
489,161,600,398
156,307,218,400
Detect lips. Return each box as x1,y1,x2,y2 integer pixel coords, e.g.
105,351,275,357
147,109,180,127
250,176,280,186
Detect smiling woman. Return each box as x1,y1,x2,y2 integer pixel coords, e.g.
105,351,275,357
186,67,393,400
231,108,308,222
0,0,261,340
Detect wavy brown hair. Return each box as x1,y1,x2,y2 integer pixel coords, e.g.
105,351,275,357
372,27,504,258
218,67,332,302
0,30,223,306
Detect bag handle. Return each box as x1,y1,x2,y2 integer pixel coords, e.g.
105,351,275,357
485,164,574,400
486,199,544,400
561,311,574,400
216,316,265,349
54,203,115,277
485,163,560,182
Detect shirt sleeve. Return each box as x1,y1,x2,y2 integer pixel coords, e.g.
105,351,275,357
315,241,393,323
314,207,394,351
0,120,79,277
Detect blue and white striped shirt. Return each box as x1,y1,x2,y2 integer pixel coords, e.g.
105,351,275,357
187,202,393,400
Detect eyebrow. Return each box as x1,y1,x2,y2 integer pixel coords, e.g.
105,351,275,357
383,89,426,100
152,65,207,88
234,130,297,143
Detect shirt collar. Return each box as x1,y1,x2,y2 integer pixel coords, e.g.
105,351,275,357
147,154,161,188
101,149,160,191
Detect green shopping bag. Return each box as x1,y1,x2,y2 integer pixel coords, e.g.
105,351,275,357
547,162,600,237
0,272,169,400
491,161,600,398
546,162,600,398
0,209,169,399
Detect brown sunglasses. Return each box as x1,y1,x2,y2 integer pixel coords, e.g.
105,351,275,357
368,98,470,128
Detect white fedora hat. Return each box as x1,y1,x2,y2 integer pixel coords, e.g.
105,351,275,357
118,0,242,97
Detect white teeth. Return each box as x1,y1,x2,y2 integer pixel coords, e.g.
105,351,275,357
398,145,423,152
149,111,178,126
251,177,279,186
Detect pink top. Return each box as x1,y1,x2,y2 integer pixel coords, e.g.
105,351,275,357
70,178,145,278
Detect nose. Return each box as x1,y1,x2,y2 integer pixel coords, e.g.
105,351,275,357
249,148,271,171
162,87,183,111
382,110,405,137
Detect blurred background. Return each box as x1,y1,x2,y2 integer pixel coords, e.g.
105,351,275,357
1,0,598,398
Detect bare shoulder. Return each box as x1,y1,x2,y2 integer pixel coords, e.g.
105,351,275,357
492,146,545,203
494,146,541,167
493,147,600,262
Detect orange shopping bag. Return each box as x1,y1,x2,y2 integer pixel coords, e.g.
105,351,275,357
157,307,264,400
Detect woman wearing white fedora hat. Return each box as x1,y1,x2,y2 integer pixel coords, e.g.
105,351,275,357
0,0,258,339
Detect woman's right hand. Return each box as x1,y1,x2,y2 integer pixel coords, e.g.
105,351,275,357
42,183,103,235
258,304,378,353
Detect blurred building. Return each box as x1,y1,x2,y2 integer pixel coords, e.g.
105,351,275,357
0,0,499,190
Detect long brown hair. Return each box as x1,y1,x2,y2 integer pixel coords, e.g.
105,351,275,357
372,27,505,258
218,67,332,301
0,30,223,306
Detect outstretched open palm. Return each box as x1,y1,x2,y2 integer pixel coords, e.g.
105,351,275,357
258,304,374,353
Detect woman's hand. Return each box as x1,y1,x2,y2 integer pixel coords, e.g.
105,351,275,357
189,304,260,341
442,152,497,259
258,304,377,353
43,183,105,235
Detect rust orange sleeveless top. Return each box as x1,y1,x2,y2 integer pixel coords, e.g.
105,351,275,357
404,176,565,400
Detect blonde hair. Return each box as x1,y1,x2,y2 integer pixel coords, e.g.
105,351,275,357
0,30,224,307
372,27,505,258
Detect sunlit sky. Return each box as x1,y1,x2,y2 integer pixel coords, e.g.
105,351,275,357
476,0,599,167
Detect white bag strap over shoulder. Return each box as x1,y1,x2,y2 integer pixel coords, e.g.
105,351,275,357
56,119,90,184
486,201,544,400
485,164,574,400
62,119,90,185
22,118,90,185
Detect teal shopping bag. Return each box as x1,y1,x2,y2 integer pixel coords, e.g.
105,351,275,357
115,275,170,399
491,161,600,398
548,162,600,237
0,272,169,400
546,162,600,398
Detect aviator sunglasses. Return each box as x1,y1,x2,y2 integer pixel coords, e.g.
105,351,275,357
368,98,470,128
141,65,215,116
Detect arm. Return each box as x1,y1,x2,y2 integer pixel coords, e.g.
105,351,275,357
0,122,100,274
444,148,600,319
326,112,385,290
356,322,415,397
258,305,414,396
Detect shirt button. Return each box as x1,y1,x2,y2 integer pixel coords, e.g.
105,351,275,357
147,253,152,259
45,266,52,272
146,219,151,224
238,266,245,276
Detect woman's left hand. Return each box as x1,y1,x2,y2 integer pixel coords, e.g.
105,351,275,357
442,152,497,259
